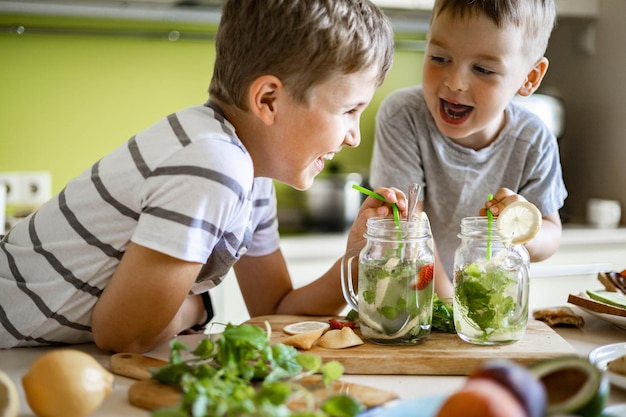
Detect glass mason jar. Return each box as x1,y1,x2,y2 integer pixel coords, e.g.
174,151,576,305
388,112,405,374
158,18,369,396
453,217,530,345
342,217,435,345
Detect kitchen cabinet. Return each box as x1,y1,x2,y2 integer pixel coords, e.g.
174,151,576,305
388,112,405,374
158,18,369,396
211,225,626,326
371,0,598,17
0,0,598,25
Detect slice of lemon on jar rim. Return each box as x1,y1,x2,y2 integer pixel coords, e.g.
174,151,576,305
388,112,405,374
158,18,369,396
496,201,542,245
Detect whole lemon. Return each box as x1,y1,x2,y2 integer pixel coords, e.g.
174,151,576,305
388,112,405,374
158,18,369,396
0,370,19,417
22,349,114,417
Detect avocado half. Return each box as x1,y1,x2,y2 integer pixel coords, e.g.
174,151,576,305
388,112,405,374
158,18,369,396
528,356,610,417
587,290,626,308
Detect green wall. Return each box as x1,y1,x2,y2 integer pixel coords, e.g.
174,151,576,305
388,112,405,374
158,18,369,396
0,13,424,198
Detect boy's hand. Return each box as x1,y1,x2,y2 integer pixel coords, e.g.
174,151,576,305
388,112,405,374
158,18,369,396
481,188,562,263
479,188,528,216
347,186,406,251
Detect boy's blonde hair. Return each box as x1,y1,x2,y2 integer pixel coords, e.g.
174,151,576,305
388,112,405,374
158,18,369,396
433,0,556,62
209,0,395,109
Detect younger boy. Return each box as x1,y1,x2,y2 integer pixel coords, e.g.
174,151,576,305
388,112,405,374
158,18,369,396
0,0,397,353
369,0,567,297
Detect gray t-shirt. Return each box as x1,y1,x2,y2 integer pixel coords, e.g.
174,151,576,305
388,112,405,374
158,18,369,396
369,86,567,279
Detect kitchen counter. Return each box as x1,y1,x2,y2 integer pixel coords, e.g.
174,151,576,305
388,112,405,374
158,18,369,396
1,308,626,416
277,223,626,257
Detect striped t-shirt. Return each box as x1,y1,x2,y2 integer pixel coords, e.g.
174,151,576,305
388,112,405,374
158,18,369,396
0,103,279,348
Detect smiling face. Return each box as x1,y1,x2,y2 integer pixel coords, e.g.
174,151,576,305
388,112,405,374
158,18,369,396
422,10,539,149
259,66,380,190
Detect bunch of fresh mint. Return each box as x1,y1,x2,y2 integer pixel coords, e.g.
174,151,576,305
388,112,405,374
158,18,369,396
455,262,518,339
150,323,364,417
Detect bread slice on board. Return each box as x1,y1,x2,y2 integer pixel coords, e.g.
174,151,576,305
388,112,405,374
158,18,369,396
533,306,585,328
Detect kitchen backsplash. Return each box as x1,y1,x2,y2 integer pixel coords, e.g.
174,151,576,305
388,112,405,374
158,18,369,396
0,13,423,224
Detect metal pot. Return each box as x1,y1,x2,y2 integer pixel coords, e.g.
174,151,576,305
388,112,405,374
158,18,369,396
305,172,363,232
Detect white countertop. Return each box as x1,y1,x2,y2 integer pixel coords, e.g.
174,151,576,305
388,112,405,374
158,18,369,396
2,308,626,417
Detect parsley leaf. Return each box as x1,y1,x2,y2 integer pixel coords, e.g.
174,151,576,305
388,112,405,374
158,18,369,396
150,323,363,417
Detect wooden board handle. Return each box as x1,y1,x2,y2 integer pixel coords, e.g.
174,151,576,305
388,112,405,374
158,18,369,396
128,379,181,410
109,352,168,380
126,375,397,412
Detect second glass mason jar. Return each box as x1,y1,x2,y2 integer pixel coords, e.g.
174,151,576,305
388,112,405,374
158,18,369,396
453,217,530,345
342,217,435,345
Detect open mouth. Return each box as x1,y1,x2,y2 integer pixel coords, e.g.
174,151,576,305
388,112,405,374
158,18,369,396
315,153,335,172
440,99,473,124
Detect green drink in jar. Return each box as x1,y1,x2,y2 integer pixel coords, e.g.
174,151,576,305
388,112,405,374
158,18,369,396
342,217,434,345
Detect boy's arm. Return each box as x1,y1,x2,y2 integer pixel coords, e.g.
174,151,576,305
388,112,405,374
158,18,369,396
433,245,454,299
412,201,454,299
235,187,408,317
234,251,348,317
92,242,205,353
522,211,562,262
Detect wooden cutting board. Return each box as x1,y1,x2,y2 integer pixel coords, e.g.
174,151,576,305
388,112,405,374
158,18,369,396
245,315,577,376
109,352,399,411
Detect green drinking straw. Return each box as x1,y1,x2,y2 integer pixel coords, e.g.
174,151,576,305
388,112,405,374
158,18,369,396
487,194,493,260
352,184,403,239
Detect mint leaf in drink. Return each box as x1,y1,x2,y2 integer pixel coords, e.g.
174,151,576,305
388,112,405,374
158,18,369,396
455,262,517,339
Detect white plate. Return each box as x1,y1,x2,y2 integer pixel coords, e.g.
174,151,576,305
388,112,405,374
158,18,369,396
603,403,626,417
589,343,626,390
574,292,626,330
359,396,446,417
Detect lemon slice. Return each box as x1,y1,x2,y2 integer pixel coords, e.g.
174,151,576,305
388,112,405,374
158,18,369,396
496,201,542,244
283,321,330,335
0,370,19,417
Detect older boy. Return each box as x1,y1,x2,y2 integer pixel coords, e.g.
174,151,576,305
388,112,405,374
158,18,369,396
0,0,397,352
370,0,567,297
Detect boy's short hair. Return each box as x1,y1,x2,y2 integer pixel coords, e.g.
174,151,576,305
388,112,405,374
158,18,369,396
432,0,556,62
209,0,395,109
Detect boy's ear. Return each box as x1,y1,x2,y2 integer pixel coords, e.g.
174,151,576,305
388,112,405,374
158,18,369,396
518,57,549,97
247,75,283,125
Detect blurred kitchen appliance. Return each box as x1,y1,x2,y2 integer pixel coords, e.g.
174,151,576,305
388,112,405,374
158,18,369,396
586,198,621,229
512,93,565,138
305,169,363,232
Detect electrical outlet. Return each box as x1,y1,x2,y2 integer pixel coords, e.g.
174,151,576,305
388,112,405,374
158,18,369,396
0,171,51,207
0,172,24,205
21,171,51,206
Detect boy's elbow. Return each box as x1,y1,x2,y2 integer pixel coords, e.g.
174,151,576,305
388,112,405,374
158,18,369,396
528,229,561,262
92,324,159,354
94,333,156,354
